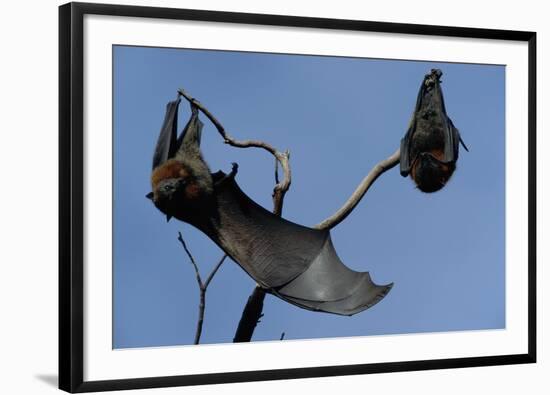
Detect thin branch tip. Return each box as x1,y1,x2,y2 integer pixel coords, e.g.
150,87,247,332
314,148,400,230
177,231,227,344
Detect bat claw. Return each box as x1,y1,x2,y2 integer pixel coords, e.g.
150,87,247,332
230,162,239,176
214,163,239,188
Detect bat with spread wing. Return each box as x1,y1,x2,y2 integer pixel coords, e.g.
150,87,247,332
146,98,392,316
400,69,468,192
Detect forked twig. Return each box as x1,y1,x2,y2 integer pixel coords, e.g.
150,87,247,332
178,89,291,215
177,231,227,345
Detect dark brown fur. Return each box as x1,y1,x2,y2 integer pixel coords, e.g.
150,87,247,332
410,148,455,193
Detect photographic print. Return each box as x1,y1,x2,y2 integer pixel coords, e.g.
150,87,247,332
113,46,505,348
59,3,535,391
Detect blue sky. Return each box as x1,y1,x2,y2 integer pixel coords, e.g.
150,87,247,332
113,45,505,348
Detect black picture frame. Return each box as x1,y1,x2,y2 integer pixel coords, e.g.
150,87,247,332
59,2,537,393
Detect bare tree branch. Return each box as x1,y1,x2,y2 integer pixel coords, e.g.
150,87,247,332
177,89,400,342
177,232,203,288
274,157,280,184
178,88,292,215
204,254,227,289
233,286,266,343
177,88,293,342
177,231,226,345
314,148,401,230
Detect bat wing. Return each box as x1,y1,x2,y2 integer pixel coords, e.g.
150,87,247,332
400,81,424,177
440,86,467,163
275,236,393,315
186,173,393,316
152,98,181,170
399,121,415,176
444,117,469,163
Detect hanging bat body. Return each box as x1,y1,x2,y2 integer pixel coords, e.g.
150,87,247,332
147,98,392,316
400,69,468,192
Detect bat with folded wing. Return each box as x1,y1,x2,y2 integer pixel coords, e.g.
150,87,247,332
400,69,469,192
146,98,392,316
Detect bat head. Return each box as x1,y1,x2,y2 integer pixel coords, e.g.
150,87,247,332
148,158,187,208
147,176,188,221
411,151,455,193
147,98,214,221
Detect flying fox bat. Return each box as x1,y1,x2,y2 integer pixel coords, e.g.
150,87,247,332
400,69,468,192
146,98,392,316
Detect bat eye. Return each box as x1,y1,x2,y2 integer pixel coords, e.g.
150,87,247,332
159,179,187,196
161,184,174,193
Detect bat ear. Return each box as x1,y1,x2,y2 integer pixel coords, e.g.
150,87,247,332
145,192,154,200
152,98,181,170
